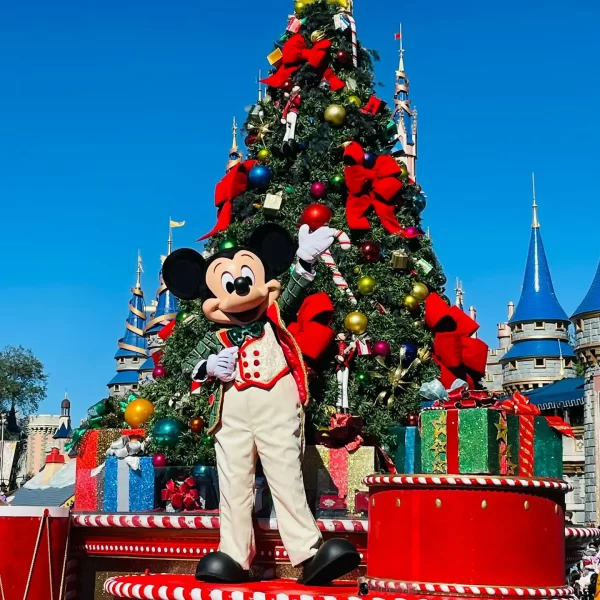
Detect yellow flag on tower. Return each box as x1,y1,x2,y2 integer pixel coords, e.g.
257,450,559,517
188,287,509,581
170,219,185,228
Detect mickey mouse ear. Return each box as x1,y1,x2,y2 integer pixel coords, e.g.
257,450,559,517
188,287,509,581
162,248,206,300
248,223,296,277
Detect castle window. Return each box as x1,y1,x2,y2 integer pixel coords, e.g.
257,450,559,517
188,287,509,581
535,322,544,330
132,357,139,363
490,349,497,356
556,322,565,331
535,358,545,368
509,361,517,370
485,372,494,382
565,358,573,368
576,319,585,332
118,358,125,364
515,324,523,332
114,385,120,392
132,384,139,390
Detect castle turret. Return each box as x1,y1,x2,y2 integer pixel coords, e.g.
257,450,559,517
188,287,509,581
107,253,148,396
53,392,72,441
141,220,182,381
227,117,242,172
391,24,417,181
572,260,600,523
499,175,575,393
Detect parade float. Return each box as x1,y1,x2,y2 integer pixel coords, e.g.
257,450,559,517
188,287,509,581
5,0,600,598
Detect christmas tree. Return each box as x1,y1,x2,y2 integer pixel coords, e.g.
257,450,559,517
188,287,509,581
143,0,454,467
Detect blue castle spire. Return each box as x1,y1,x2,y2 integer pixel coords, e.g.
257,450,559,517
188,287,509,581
144,221,180,335
509,175,569,324
108,253,148,395
572,261,600,318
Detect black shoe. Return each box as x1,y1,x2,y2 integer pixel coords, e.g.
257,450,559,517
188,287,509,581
283,139,298,158
195,551,250,584
298,539,361,586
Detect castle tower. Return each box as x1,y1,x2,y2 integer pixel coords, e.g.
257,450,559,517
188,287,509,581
572,260,600,522
392,24,417,181
107,253,148,396
499,175,575,393
52,392,72,452
141,220,182,381
227,117,242,172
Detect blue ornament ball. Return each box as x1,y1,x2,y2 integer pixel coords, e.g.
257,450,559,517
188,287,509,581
399,342,418,366
363,152,377,169
248,165,272,190
152,417,185,447
297,140,308,151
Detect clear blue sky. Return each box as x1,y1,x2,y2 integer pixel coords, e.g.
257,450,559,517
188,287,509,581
2,0,599,424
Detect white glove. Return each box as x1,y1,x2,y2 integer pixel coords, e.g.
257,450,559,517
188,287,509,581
296,225,337,264
193,346,239,383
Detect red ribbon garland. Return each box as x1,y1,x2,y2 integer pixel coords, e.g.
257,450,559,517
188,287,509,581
287,292,335,361
435,383,496,409
343,142,407,235
424,293,489,390
161,477,200,511
261,34,345,91
198,159,258,241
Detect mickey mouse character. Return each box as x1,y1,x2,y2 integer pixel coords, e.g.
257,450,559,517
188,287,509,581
163,223,361,586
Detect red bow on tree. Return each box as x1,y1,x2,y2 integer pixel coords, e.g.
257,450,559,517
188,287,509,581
287,292,335,361
424,293,488,390
261,34,345,91
198,159,258,241
161,477,200,511
343,142,410,235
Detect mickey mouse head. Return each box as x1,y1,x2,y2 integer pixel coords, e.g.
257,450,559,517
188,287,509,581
163,224,297,327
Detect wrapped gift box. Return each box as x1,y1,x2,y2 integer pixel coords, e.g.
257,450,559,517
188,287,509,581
303,444,375,514
103,456,155,512
533,417,564,478
388,425,421,474
74,428,144,511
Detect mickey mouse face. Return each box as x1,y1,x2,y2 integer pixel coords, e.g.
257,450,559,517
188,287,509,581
163,224,297,327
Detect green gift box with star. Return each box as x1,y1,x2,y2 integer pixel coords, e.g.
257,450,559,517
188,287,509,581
420,408,513,475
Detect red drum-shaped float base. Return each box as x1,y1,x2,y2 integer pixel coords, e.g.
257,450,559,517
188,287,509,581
366,475,570,589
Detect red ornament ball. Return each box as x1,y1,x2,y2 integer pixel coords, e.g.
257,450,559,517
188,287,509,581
406,413,419,427
152,365,167,379
189,416,205,433
360,241,381,263
336,50,351,66
151,453,167,468
282,79,294,93
300,203,333,230
310,181,327,200
373,340,391,359
245,134,258,147
404,226,420,238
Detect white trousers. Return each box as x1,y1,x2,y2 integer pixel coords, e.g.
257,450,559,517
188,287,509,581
214,374,323,569
283,112,298,142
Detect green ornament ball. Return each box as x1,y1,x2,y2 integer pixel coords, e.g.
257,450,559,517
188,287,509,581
285,186,295,194
219,238,237,251
329,174,344,189
257,148,271,163
176,310,189,323
152,418,185,448
355,371,370,386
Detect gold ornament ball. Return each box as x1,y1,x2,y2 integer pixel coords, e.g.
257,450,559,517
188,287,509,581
411,282,430,301
403,295,420,311
257,148,271,163
344,311,368,335
324,104,347,127
295,0,306,13
348,95,362,108
323,405,337,418
357,275,377,295
399,164,409,178
311,30,326,43
124,398,155,428
353,266,361,274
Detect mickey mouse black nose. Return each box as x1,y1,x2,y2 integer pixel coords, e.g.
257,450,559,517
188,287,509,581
234,277,251,296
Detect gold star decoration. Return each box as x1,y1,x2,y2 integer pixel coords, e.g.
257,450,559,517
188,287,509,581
432,457,447,474
495,417,508,443
431,414,447,439
430,438,446,455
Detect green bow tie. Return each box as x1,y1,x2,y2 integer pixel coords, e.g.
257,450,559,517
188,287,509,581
227,321,265,346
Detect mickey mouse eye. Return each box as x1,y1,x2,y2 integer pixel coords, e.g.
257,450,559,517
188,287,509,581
221,272,235,294
241,266,255,286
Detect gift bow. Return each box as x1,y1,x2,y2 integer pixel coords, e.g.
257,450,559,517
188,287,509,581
316,414,364,452
261,34,345,91
198,159,258,241
420,378,495,409
343,142,406,235
424,292,489,390
287,292,335,361
161,477,200,511
105,435,146,471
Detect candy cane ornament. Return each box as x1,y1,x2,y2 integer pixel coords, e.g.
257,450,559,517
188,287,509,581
320,230,357,304
339,3,358,68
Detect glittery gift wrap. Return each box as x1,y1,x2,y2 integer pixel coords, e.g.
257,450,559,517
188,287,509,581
421,408,502,474
302,445,374,514
74,428,145,511
388,425,421,473
103,456,156,512
533,417,563,478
